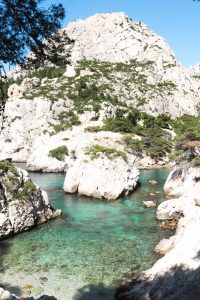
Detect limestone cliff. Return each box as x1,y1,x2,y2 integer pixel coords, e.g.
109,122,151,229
0,161,61,239
1,12,199,199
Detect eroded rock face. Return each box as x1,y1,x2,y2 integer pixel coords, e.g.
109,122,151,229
115,152,200,300
1,12,200,169
0,162,61,239
164,163,200,198
64,156,139,200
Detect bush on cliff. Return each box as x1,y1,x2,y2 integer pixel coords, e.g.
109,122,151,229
49,145,69,161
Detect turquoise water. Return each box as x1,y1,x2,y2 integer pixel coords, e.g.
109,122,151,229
0,168,170,299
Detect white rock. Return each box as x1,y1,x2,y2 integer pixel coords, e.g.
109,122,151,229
0,288,4,297
64,64,76,77
0,165,61,239
164,164,200,197
154,236,176,254
143,200,156,208
64,156,139,200
0,290,12,300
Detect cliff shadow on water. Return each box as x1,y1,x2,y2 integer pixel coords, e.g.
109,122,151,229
0,239,22,296
115,262,200,300
73,283,115,300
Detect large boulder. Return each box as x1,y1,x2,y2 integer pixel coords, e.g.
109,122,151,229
0,161,61,239
64,156,139,200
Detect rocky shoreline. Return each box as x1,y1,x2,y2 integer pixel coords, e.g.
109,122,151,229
0,162,62,299
115,148,200,299
0,162,61,240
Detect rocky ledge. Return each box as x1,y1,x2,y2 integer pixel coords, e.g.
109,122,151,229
0,161,61,239
115,147,200,299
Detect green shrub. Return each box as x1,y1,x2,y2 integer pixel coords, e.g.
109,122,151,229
18,180,36,198
49,146,69,161
142,128,172,161
0,161,18,176
169,114,200,159
193,157,200,167
85,144,127,160
27,66,65,80
103,107,141,133
123,135,143,155
52,111,80,134
84,126,102,132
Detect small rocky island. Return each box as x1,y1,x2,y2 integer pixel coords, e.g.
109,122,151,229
0,161,61,240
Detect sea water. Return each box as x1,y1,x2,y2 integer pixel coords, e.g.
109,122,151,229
0,168,171,300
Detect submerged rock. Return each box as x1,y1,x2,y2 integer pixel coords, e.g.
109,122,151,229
143,200,156,208
0,162,61,239
149,180,158,185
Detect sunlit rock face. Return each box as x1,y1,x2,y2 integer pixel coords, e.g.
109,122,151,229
1,12,200,196
0,162,61,239
115,148,200,300
63,12,200,117
63,156,139,200
164,145,200,198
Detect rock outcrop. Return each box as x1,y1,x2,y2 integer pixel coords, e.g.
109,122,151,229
64,156,139,200
115,148,200,299
164,146,200,198
0,161,61,239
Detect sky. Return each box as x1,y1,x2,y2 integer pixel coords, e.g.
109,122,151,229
43,0,200,68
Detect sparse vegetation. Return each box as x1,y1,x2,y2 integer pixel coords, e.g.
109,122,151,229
85,144,127,160
84,126,102,132
0,161,18,176
52,111,80,134
193,157,200,167
18,180,36,198
49,145,69,161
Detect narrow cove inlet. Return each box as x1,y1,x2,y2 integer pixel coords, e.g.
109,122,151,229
0,167,171,299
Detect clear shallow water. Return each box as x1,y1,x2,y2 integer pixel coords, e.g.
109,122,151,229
0,168,170,299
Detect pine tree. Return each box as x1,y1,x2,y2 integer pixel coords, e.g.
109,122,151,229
0,0,67,129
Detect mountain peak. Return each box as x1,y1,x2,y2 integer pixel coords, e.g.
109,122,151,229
58,12,175,64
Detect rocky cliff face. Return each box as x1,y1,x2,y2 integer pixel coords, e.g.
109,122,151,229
0,12,199,199
115,147,200,300
0,161,61,239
